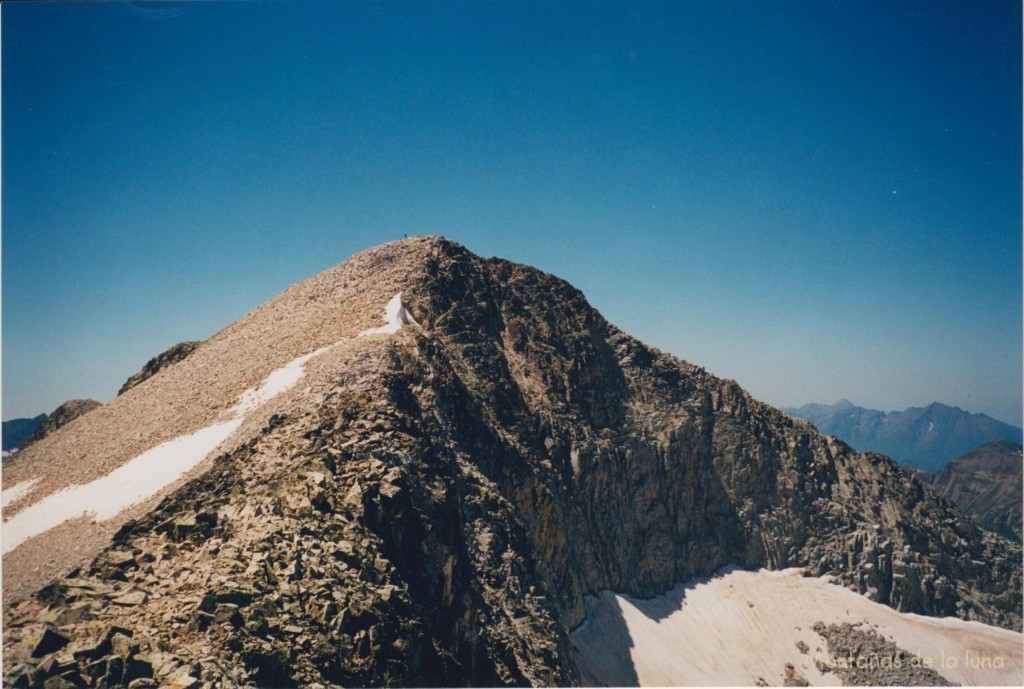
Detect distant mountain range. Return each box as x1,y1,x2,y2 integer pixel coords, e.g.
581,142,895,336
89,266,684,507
925,441,1023,543
1,414,46,452
783,400,1023,471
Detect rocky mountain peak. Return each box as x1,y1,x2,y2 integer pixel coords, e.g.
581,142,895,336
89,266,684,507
3,237,1021,687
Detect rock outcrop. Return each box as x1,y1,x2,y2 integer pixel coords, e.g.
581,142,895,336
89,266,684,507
118,341,203,396
3,237,1021,687
21,400,102,449
810,622,955,686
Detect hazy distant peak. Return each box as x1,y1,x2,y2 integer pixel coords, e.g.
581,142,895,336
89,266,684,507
1,414,47,453
785,399,1023,470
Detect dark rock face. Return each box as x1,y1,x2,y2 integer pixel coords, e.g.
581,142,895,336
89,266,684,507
22,401,102,449
2,414,47,452
784,399,1023,471
405,243,1020,633
117,341,203,396
3,238,1021,687
925,441,1023,542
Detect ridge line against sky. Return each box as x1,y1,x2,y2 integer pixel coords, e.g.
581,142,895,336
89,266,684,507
2,1,1021,425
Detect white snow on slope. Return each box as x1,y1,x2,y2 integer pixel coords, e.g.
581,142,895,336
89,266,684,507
2,478,39,510
570,568,1023,687
233,345,335,415
3,293,416,555
359,292,419,336
2,419,243,554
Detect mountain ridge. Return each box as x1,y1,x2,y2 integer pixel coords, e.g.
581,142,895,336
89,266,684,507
2,399,104,457
3,236,1020,687
2,414,46,453
118,341,204,396
783,399,1023,470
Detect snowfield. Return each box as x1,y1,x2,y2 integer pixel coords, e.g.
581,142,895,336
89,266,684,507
570,567,1023,686
2,419,243,554
1,478,39,510
233,344,336,415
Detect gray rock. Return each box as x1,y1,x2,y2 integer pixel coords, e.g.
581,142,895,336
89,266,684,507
812,621,955,685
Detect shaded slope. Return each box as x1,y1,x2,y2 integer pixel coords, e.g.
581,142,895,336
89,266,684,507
3,237,1021,688
412,245,1021,632
926,441,1023,542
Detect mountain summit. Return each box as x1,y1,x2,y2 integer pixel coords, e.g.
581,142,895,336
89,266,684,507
3,237,1021,687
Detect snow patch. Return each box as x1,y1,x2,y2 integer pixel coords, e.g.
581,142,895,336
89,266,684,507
570,568,1023,686
2,419,242,554
359,292,419,336
233,345,335,415
2,478,40,510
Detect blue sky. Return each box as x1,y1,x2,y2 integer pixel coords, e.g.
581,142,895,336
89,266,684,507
3,1,1021,425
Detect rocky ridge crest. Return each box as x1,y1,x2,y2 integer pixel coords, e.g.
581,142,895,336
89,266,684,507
3,236,1020,687
118,342,204,396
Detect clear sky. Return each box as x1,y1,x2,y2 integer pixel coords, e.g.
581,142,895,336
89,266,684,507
3,1,1021,425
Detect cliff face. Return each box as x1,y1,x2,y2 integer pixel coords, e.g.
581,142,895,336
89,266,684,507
406,245,1021,631
3,237,1020,688
926,440,1023,542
